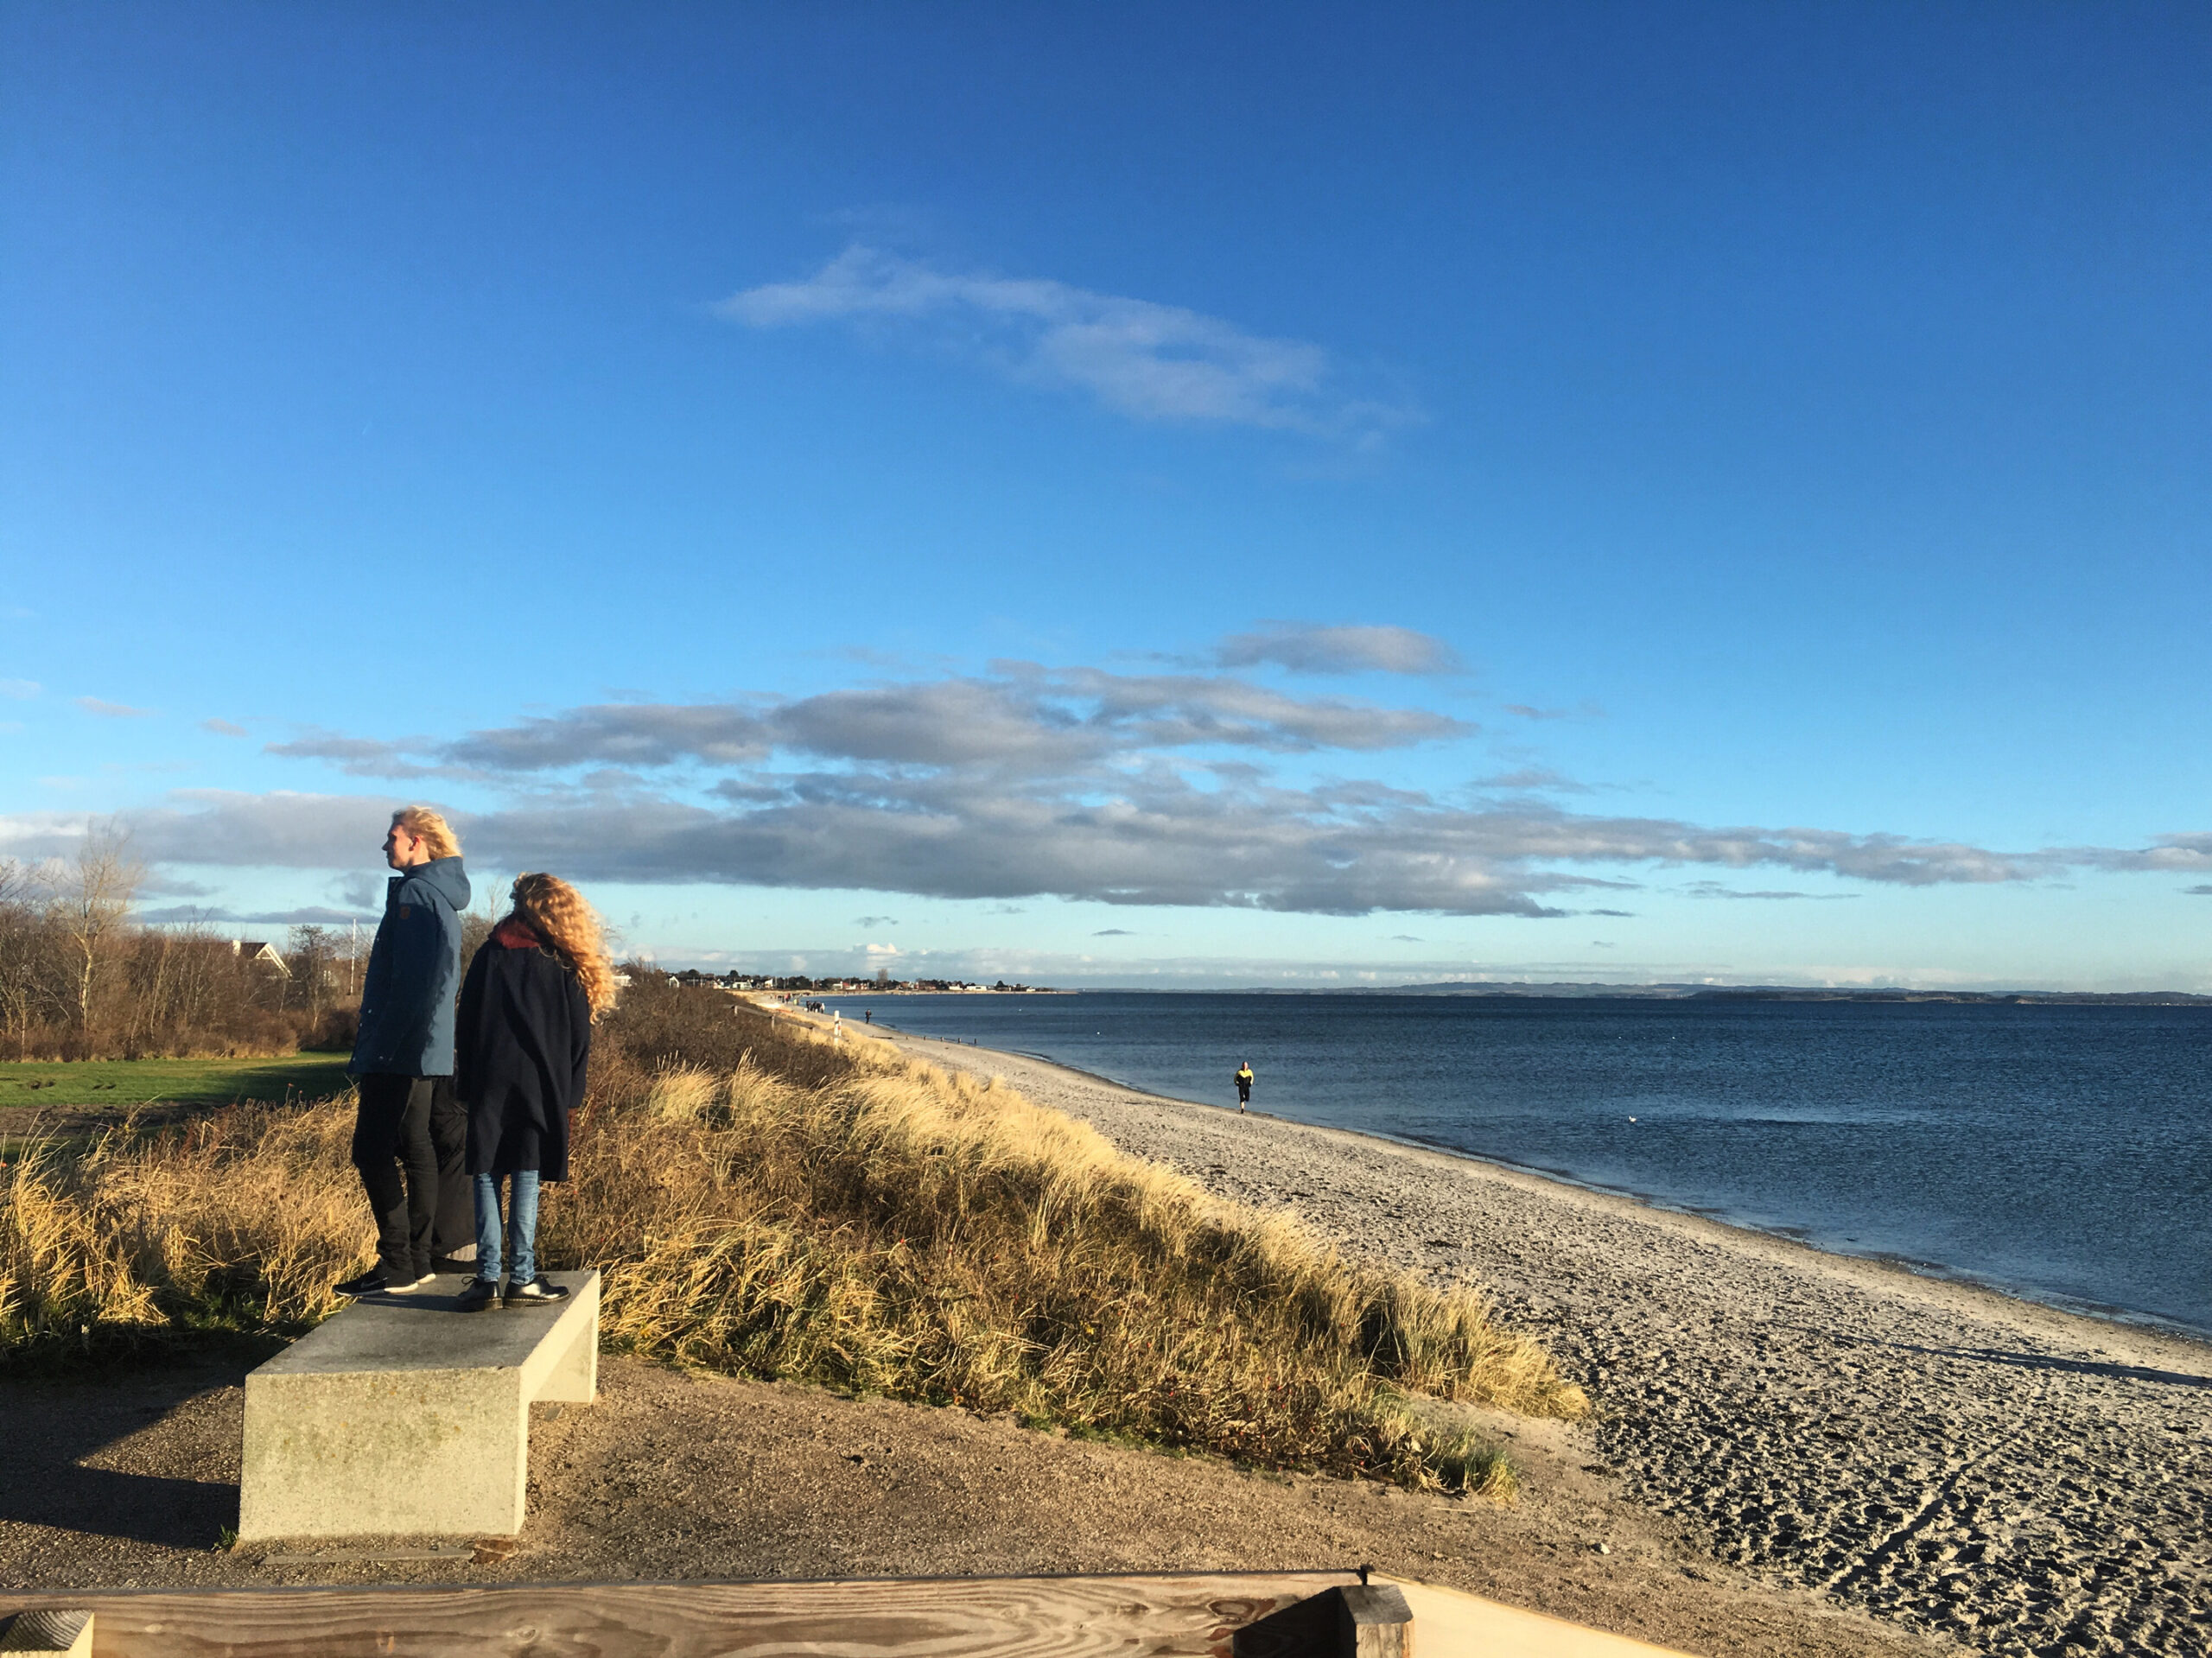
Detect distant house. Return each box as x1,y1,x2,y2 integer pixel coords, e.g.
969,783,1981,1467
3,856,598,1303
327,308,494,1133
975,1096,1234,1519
234,940,292,978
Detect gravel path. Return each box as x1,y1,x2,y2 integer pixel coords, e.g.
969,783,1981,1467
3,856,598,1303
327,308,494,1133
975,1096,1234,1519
876,1026,2212,1658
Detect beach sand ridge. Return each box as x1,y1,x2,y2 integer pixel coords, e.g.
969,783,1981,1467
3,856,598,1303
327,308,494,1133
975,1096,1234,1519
872,1025,2212,1658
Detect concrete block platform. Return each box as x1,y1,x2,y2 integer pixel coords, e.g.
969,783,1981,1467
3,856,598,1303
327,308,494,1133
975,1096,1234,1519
239,1271,598,1542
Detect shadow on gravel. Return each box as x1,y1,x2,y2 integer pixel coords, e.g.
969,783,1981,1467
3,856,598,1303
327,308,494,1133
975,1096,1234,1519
0,1360,247,1552
2,1467,233,1551
1782,1324,2212,1390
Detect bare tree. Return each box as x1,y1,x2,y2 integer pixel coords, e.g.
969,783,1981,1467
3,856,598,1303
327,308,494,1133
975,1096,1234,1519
287,924,340,1021
48,818,144,1033
0,858,62,1059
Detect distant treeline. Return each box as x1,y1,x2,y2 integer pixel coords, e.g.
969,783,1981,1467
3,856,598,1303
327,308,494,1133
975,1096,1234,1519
0,825,381,1061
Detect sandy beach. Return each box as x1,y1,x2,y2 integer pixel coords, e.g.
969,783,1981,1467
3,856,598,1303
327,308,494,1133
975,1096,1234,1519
870,1023,2212,1658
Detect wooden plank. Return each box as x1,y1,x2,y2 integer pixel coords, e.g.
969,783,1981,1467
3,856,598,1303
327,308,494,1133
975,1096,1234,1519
0,1571,1359,1658
1390,1579,1700,1658
0,1610,94,1656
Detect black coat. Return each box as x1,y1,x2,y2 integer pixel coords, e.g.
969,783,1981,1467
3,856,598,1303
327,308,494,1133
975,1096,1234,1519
454,927,591,1180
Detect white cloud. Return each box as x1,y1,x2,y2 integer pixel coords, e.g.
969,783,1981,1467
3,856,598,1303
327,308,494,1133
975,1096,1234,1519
0,679,38,700
201,718,249,737
24,660,2209,925
1216,622,1462,676
721,245,1414,441
1504,702,1600,721
1473,767,1591,794
138,905,373,926
274,668,1465,782
76,696,155,718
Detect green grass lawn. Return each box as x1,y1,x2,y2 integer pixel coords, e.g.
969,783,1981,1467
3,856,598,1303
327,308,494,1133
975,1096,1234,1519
0,1053,355,1109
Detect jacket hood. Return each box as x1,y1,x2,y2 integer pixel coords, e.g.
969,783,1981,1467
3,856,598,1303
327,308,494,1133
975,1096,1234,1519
405,856,472,912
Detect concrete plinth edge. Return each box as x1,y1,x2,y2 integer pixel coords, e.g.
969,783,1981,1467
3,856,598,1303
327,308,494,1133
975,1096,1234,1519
238,1269,598,1542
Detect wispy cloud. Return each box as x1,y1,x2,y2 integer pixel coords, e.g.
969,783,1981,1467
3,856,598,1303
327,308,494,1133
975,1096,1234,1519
201,718,248,737
2062,833,2212,873
721,245,1414,442
138,904,373,926
1216,621,1461,676
0,679,38,700
1684,881,1860,902
1504,702,1601,721
264,729,458,778
276,669,1467,783
2186,885,2212,896
1474,767,1591,794
76,696,155,719
32,716,2203,926
25,652,2208,925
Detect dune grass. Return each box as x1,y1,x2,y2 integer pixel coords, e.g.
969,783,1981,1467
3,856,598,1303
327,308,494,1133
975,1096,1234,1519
0,984,1583,1495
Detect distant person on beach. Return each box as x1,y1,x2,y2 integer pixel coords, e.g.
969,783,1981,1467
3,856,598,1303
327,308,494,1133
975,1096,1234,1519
453,873,616,1312
1235,1062,1254,1112
338,807,472,1299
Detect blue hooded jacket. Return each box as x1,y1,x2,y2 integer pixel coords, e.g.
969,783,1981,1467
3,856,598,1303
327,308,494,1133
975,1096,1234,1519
350,856,471,1077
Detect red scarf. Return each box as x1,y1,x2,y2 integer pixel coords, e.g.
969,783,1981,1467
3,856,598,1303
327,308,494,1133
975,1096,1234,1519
492,917,543,950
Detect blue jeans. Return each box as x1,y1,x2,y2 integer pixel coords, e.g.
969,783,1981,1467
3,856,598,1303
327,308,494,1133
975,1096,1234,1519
473,1172,540,1284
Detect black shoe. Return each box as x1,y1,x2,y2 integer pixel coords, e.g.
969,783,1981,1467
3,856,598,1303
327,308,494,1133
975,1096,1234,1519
503,1275,570,1308
431,1254,478,1274
456,1278,500,1313
334,1268,392,1297
387,1269,437,1294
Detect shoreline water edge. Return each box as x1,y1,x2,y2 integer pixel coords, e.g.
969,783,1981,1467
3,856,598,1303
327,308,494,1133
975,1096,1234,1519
828,1010,2212,1658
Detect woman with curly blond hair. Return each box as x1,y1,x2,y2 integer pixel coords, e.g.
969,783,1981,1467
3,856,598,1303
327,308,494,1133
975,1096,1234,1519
452,873,616,1312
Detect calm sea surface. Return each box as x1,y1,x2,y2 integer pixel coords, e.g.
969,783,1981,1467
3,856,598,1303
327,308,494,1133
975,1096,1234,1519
819,993,2212,1337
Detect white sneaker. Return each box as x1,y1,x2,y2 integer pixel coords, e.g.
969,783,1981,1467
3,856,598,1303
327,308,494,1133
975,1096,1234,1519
387,1271,437,1294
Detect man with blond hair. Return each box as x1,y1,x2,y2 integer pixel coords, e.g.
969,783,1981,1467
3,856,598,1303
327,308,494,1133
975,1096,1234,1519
337,806,472,1296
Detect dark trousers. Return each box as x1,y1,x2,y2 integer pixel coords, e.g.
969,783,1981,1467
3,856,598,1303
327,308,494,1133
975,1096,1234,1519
428,1080,472,1259
353,1075,468,1277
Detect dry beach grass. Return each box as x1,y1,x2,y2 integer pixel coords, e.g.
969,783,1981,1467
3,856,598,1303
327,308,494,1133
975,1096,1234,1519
0,983,1581,1497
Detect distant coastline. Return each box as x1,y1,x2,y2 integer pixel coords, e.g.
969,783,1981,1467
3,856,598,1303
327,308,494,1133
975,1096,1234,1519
811,980,2212,1006
1129,981,2212,1006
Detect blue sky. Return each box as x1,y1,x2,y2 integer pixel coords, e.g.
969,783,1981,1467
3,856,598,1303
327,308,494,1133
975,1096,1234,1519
3,3,2207,988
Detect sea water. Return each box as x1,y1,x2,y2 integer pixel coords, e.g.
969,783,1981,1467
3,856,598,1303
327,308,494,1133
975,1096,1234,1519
821,993,2212,1337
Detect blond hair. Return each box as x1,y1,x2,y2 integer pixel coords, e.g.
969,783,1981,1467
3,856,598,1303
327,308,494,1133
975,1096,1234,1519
508,873,617,1018
391,806,461,861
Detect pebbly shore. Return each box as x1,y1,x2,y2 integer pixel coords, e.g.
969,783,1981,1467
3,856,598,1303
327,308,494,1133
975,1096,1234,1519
874,1026,2212,1658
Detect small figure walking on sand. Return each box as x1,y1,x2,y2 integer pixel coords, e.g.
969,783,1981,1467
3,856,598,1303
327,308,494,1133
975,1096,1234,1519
1234,1061,1254,1113
832,1009,842,1044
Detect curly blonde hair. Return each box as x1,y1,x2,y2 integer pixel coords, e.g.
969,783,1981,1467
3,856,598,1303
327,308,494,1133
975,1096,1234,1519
508,873,618,1018
391,805,461,861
